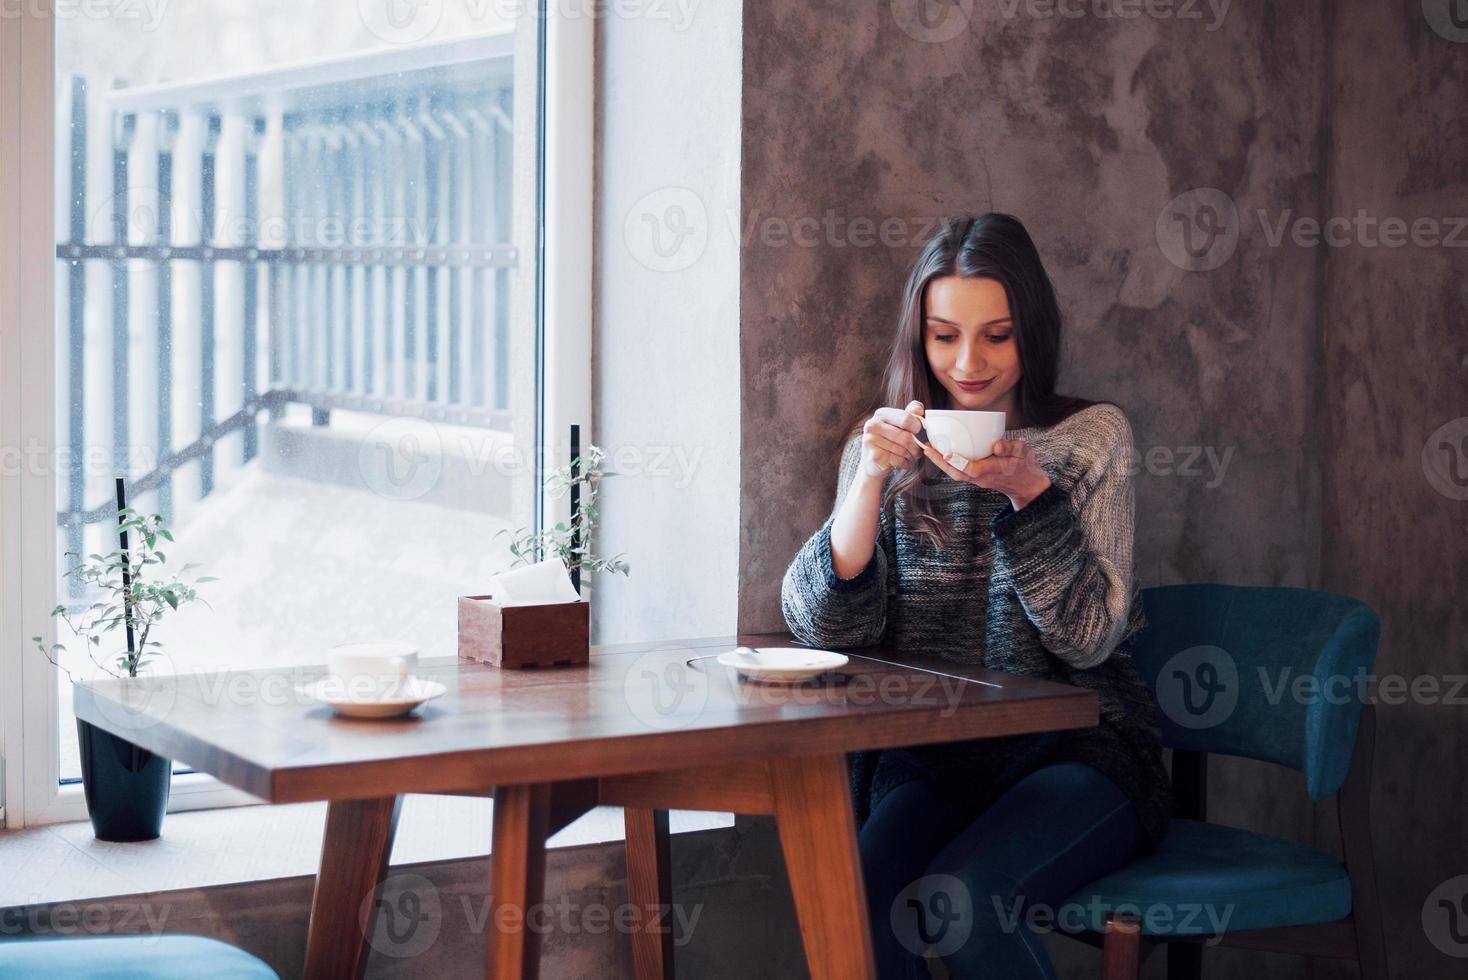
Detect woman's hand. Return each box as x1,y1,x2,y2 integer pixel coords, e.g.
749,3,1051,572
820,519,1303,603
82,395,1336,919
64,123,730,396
857,401,921,478
858,401,926,479
920,436,1053,511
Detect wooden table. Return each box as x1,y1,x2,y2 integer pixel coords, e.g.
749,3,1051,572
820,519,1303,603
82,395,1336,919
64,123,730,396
74,631,1099,979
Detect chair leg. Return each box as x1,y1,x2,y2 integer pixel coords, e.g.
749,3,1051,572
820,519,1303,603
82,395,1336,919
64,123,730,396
1340,706,1389,980
1167,941,1202,980
1102,915,1141,980
1356,937,1388,980
1355,909,1389,980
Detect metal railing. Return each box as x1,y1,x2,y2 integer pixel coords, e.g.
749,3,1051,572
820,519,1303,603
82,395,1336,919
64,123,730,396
55,35,518,561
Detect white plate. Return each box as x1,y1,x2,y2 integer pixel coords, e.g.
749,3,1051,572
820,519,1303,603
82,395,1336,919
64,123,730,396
296,676,447,719
715,647,849,684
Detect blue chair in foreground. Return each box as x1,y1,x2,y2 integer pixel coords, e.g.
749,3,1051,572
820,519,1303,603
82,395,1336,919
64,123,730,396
1058,584,1388,980
0,933,277,978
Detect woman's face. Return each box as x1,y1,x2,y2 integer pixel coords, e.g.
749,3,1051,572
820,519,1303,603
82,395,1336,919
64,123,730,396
922,275,1022,419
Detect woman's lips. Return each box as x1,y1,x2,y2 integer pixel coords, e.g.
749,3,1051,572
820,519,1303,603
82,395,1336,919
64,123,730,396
955,378,994,391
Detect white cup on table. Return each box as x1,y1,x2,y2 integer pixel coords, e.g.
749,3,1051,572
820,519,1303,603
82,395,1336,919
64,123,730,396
327,642,417,701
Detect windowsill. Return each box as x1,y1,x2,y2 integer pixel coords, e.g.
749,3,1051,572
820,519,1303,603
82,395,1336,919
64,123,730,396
0,797,734,909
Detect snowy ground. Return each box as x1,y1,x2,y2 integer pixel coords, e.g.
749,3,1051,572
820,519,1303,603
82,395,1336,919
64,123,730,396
57,463,516,780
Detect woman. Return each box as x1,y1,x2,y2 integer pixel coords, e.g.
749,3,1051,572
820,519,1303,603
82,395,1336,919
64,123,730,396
780,213,1171,978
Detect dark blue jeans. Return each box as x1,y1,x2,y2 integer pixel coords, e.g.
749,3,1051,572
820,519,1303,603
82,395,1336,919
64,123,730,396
858,761,1144,979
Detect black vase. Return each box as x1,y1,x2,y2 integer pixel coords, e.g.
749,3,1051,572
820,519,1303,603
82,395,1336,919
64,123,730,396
76,718,171,841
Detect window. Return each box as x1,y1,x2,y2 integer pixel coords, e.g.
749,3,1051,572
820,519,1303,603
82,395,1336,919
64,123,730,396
0,1,591,827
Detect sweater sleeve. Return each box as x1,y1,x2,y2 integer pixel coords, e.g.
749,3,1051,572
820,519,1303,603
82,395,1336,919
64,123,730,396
990,406,1139,670
780,434,891,649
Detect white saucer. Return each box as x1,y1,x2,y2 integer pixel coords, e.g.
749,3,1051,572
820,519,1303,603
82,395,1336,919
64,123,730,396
297,676,447,719
715,647,849,684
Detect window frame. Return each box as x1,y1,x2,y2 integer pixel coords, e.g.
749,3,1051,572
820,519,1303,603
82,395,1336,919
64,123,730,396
0,1,593,829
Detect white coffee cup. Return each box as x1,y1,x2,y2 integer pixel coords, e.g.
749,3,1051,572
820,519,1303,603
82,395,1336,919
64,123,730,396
327,642,417,701
920,410,1007,469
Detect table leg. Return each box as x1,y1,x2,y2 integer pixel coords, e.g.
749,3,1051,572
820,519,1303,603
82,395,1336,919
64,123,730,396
304,794,402,980
769,754,876,980
486,782,552,980
624,807,675,980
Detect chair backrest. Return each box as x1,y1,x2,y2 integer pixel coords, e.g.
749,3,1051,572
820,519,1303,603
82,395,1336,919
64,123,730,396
1131,584,1380,800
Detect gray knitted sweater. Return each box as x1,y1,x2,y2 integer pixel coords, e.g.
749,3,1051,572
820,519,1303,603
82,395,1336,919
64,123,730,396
780,403,1171,849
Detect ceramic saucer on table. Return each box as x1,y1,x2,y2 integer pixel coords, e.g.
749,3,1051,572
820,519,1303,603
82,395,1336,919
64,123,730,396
715,647,849,685
296,675,447,719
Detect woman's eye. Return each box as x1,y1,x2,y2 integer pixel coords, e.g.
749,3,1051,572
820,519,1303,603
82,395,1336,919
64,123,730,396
934,334,957,343
988,333,1011,344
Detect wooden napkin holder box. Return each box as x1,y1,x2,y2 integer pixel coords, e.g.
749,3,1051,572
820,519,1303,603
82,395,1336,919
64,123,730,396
457,594,590,669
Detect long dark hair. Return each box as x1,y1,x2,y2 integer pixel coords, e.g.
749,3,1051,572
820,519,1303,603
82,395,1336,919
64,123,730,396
841,213,1100,552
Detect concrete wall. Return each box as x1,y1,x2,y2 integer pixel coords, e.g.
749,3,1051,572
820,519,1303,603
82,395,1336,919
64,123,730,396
1320,2,1468,978
592,4,743,646
737,1,1466,978
738,2,1329,640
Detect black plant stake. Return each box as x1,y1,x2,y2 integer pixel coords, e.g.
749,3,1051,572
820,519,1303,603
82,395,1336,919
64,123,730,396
115,477,136,660
569,424,582,596
114,477,147,770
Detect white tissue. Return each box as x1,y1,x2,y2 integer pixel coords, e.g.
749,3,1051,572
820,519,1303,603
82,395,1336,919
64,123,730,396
487,556,582,606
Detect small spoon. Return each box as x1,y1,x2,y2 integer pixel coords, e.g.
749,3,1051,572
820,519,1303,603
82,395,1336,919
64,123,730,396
731,646,834,670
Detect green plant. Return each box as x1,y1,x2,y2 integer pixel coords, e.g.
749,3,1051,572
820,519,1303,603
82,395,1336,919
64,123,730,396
496,445,630,580
33,508,215,680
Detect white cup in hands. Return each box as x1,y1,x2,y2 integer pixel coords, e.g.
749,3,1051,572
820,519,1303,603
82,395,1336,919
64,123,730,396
327,642,417,701
920,410,1007,470
859,400,928,478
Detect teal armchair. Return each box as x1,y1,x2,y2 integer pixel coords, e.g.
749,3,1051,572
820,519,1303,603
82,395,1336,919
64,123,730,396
0,933,277,978
1058,584,1388,980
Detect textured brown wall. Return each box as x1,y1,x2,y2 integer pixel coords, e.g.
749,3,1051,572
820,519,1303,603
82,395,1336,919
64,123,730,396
1320,2,1468,978
738,2,1328,642
739,1,1465,977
